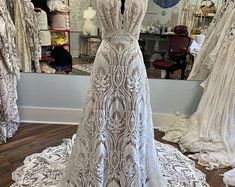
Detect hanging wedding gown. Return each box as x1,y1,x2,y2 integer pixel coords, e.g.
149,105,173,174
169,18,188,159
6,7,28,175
8,0,41,73
162,1,235,186
0,0,20,143
11,0,208,186
188,2,233,81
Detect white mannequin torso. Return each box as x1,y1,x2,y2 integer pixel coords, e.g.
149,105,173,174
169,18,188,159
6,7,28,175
83,7,96,20
83,7,97,35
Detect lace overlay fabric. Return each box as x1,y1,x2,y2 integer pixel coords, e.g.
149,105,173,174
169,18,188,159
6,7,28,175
24,0,41,73
188,2,235,81
97,0,147,41
0,0,20,143
161,2,235,186
11,0,41,73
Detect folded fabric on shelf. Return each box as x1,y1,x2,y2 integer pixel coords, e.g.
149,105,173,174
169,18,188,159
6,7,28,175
35,9,48,30
51,13,69,30
40,31,51,46
47,0,69,13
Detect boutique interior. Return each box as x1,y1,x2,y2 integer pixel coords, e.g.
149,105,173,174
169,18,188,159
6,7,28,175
1,0,235,186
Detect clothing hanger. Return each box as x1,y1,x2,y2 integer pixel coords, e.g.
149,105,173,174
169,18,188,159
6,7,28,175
34,7,42,12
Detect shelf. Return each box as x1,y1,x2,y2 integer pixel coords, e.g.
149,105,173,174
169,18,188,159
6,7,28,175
80,35,102,39
41,43,70,47
40,57,54,61
38,0,71,62
194,14,214,18
41,29,70,32
49,29,70,32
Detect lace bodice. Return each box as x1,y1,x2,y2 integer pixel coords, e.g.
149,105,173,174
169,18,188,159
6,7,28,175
97,0,148,41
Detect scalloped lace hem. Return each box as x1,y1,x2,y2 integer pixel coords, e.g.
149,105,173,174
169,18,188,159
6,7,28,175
11,135,208,187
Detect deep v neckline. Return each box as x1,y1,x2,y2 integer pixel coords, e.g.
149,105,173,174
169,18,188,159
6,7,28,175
119,0,128,19
121,0,126,15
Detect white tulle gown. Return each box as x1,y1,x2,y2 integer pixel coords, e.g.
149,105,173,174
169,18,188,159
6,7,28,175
0,0,20,144
11,0,208,186
163,1,235,186
187,2,234,81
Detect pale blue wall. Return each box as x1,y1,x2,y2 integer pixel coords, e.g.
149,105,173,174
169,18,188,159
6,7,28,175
17,73,203,115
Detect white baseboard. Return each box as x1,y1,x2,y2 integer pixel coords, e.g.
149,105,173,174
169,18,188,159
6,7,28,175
19,106,186,129
19,106,82,125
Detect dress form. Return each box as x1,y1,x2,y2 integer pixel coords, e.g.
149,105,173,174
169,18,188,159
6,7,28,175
83,6,97,35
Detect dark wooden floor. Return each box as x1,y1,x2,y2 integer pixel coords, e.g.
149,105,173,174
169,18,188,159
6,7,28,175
0,123,232,187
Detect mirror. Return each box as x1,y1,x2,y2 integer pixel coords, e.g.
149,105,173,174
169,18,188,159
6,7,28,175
14,0,223,80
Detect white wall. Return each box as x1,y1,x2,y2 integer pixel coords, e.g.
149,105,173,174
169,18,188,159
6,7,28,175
144,0,223,26
70,32,80,57
144,0,184,25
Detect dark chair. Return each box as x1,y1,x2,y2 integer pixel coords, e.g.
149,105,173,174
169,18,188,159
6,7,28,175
174,25,189,36
138,39,146,58
138,39,147,66
152,26,191,79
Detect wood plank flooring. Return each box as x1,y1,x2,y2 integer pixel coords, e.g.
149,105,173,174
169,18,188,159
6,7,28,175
0,123,232,187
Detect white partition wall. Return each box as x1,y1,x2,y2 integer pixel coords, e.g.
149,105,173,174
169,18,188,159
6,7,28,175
17,73,203,127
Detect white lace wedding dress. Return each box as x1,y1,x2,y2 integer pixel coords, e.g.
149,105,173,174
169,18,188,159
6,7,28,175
188,2,234,81
11,0,208,186
0,0,20,144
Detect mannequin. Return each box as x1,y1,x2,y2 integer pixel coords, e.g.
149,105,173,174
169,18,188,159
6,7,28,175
83,6,97,35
